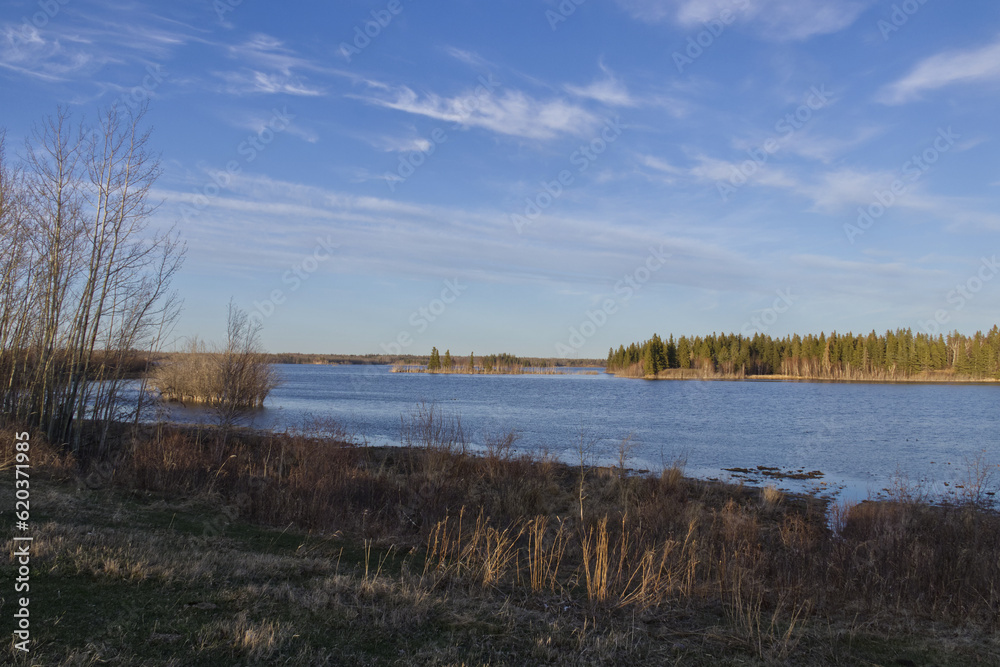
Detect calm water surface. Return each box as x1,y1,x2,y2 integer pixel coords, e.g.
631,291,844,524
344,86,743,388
162,364,1000,501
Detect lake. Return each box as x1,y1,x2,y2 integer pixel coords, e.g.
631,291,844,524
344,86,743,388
159,364,1000,502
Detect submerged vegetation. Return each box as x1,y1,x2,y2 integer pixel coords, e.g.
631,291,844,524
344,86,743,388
5,409,999,664
608,328,1000,380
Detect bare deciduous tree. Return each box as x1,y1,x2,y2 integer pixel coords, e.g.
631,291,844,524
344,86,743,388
215,300,278,427
0,104,184,457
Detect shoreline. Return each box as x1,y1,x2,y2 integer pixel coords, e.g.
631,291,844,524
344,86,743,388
606,370,1000,385
356,365,1000,384
389,365,601,375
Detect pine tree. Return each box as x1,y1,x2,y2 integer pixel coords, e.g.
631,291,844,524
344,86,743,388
443,349,452,369
468,352,475,373
428,347,441,371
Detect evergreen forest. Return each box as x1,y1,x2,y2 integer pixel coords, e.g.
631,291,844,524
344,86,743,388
606,328,1000,380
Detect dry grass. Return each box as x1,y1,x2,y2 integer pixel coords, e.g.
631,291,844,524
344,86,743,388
761,484,784,507
101,420,1000,626
149,336,278,413
6,413,1000,665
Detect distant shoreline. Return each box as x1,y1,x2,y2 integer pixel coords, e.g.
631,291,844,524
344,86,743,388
382,366,1000,384
390,364,601,375
608,369,1000,384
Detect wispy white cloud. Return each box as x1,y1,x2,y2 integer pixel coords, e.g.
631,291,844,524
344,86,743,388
230,111,319,143
638,154,683,175
355,82,600,140
443,46,493,69
799,168,896,212
565,64,636,107
684,159,1000,233
777,126,883,164
214,69,323,96
878,38,1000,105
630,153,686,184
789,254,942,282
369,135,433,153
616,0,871,41
154,171,776,293
613,0,676,24
213,34,326,96
0,12,205,82
226,34,312,75
687,154,799,191
0,26,91,81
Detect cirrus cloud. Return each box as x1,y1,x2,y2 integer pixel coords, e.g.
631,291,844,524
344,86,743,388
879,37,1000,105
615,0,871,41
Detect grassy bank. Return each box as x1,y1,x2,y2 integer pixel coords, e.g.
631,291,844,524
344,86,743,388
3,419,1000,665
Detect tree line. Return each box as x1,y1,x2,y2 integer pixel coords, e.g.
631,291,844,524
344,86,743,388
393,349,601,374
0,105,184,455
607,328,1000,380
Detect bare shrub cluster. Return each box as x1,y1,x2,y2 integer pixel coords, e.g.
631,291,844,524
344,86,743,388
150,302,279,424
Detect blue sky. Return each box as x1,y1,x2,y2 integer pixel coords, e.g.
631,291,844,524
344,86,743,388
2,0,999,357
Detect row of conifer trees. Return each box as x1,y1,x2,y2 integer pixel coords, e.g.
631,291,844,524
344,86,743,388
607,328,1000,379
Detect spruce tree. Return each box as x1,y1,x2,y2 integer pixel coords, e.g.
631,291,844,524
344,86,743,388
642,349,656,376
428,347,441,371
443,349,452,370
677,336,691,369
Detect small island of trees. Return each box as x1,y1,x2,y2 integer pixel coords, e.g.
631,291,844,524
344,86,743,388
393,349,601,374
